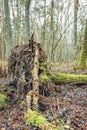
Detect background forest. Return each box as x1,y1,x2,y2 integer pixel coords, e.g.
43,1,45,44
0,0,87,130
0,0,87,62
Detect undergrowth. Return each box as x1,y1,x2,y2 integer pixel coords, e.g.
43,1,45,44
0,93,8,108
24,109,47,127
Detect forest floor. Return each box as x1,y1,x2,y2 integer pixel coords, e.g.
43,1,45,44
0,64,87,130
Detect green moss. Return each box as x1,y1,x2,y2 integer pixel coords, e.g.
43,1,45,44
73,66,77,72
46,71,87,84
40,73,50,82
0,93,8,108
24,109,63,130
24,109,47,127
40,69,87,84
79,19,87,68
79,49,87,68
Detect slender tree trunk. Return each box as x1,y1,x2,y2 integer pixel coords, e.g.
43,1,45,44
4,0,12,58
43,0,46,51
2,0,6,61
25,0,31,43
11,0,16,45
74,0,78,46
0,44,2,60
16,0,20,44
51,0,54,61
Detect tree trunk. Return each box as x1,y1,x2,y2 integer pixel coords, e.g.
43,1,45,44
43,0,46,51
51,0,55,61
4,0,12,58
79,19,87,68
74,0,78,46
16,0,20,44
25,0,31,43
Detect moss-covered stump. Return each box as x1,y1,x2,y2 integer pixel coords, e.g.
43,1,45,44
0,93,8,109
41,71,87,84
24,109,60,130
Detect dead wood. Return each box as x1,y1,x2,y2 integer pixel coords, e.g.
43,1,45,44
8,34,47,109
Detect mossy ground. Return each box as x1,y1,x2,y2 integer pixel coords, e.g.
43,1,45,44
24,109,59,130
0,93,8,108
24,109,47,127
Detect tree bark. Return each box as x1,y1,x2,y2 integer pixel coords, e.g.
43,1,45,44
25,0,31,43
4,0,12,57
43,0,46,50
79,19,87,68
51,0,55,61
32,45,39,109
74,0,78,46
26,45,39,109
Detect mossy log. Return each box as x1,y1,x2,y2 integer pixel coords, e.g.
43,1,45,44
41,71,87,84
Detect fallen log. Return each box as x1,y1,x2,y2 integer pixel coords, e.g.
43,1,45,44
41,70,87,85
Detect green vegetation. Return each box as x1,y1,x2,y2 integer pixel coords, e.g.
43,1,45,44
40,65,87,84
40,64,50,82
40,70,87,84
24,109,47,127
24,109,59,130
40,72,50,82
49,73,87,84
0,93,8,108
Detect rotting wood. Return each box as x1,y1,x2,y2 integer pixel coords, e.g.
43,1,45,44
32,44,39,109
26,44,39,109
8,34,46,101
26,90,50,105
26,89,51,110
